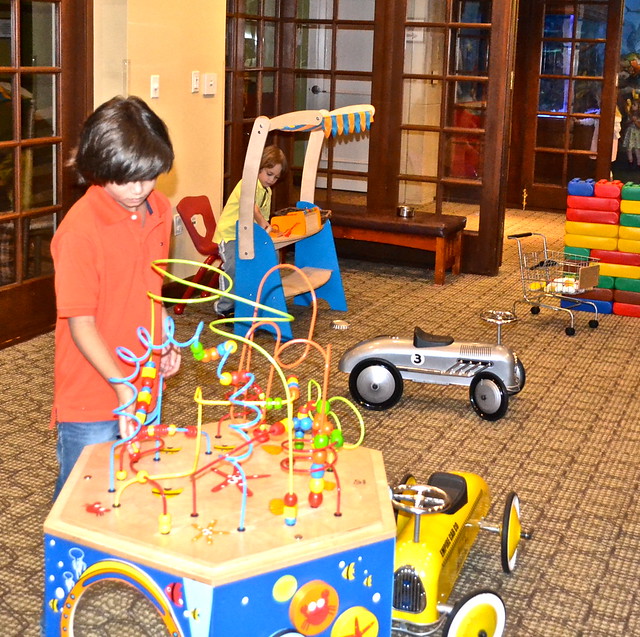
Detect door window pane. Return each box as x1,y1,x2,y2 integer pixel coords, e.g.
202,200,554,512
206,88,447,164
296,25,332,69
573,79,601,114
403,79,442,127
399,180,437,206
445,80,487,127
534,150,564,185
244,20,258,67
19,1,55,66
338,0,374,22
336,28,373,72
407,0,446,22
295,74,331,110
404,27,446,75
262,71,276,116
401,130,440,178
576,5,607,39
22,212,53,279
0,74,14,141
570,117,597,151
536,115,565,149
453,1,491,23
541,41,571,75
22,143,56,209
544,12,574,39
243,72,258,118
0,147,13,212
0,218,16,285
297,0,333,20
245,0,259,15
539,78,569,113
0,1,12,66
442,182,481,206
335,78,371,109
574,42,604,76
443,131,483,179
450,28,490,76
21,73,56,137
264,0,277,17
264,21,276,66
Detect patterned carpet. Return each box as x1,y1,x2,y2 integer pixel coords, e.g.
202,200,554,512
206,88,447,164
1,208,639,636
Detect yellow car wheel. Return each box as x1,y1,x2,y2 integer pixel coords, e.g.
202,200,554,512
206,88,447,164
501,492,521,573
442,590,506,637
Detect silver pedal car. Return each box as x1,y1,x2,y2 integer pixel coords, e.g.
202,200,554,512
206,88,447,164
339,322,525,421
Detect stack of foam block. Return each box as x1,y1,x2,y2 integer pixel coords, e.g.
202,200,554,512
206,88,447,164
611,183,640,317
563,178,622,315
564,178,640,317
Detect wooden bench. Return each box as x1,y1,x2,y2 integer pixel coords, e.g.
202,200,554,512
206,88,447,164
329,210,467,285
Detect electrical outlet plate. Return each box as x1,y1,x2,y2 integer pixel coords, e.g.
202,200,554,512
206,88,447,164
173,214,184,236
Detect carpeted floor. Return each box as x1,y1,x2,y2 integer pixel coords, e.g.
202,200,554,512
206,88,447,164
1,208,639,636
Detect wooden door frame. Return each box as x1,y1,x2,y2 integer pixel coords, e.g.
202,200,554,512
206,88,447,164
0,0,92,348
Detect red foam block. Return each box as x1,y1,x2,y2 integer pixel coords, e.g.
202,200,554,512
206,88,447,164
566,208,620,225
594,179,623,198
590,249,640,266
613,302,640,316
566,195,621,212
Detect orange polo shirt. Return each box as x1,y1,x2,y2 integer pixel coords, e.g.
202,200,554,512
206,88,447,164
50,185,171,424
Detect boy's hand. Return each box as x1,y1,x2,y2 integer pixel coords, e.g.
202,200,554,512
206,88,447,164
160,343,181,378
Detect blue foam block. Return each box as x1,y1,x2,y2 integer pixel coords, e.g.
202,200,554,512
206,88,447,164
560,298,613,314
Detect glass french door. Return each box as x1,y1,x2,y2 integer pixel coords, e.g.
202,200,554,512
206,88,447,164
0,0,90,347
509,0,623,211
226,0,519,275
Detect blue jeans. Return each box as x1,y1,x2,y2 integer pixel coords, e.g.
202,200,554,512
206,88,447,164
54,419,119,499
215,239,236,314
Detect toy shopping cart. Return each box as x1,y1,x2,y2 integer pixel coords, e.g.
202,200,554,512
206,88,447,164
508,232,600,336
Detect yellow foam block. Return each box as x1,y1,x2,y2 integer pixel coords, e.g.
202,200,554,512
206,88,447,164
617,238,640,255
564,233,618,251
565,221,618,238
620,199,640,214
599,262,640,279
618,225,640,241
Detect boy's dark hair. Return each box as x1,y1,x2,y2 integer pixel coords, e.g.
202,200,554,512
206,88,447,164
70,96,174,186
260,145,288,177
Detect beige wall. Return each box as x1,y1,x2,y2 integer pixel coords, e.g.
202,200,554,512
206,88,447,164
93,0,226,280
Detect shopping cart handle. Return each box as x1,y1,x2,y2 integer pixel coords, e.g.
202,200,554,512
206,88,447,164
507,232,533,239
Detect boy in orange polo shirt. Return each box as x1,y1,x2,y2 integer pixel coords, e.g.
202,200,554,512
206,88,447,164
50,96,181,498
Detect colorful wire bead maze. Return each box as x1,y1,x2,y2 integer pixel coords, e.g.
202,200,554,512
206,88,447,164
43,262,395,637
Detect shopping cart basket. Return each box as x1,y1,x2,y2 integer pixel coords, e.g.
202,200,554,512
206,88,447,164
508,232,600,336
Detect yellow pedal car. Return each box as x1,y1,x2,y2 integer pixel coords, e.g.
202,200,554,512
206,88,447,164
391,472,532,636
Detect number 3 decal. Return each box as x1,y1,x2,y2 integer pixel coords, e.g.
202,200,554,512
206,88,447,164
411,353,424,365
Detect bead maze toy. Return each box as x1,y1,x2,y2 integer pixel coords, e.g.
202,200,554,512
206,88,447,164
43,260,396,637
233,104,375,341
43,261,531,637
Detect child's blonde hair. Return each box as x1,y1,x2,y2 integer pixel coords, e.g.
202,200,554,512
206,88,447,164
260,145,288,177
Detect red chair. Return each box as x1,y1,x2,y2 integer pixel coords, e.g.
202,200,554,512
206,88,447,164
173,195,221,315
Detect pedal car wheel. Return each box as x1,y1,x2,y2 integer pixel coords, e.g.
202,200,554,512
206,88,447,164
469,372,509,421
501,492,522,573
511,359,526,394
442,590,506,637
349,358,403,410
